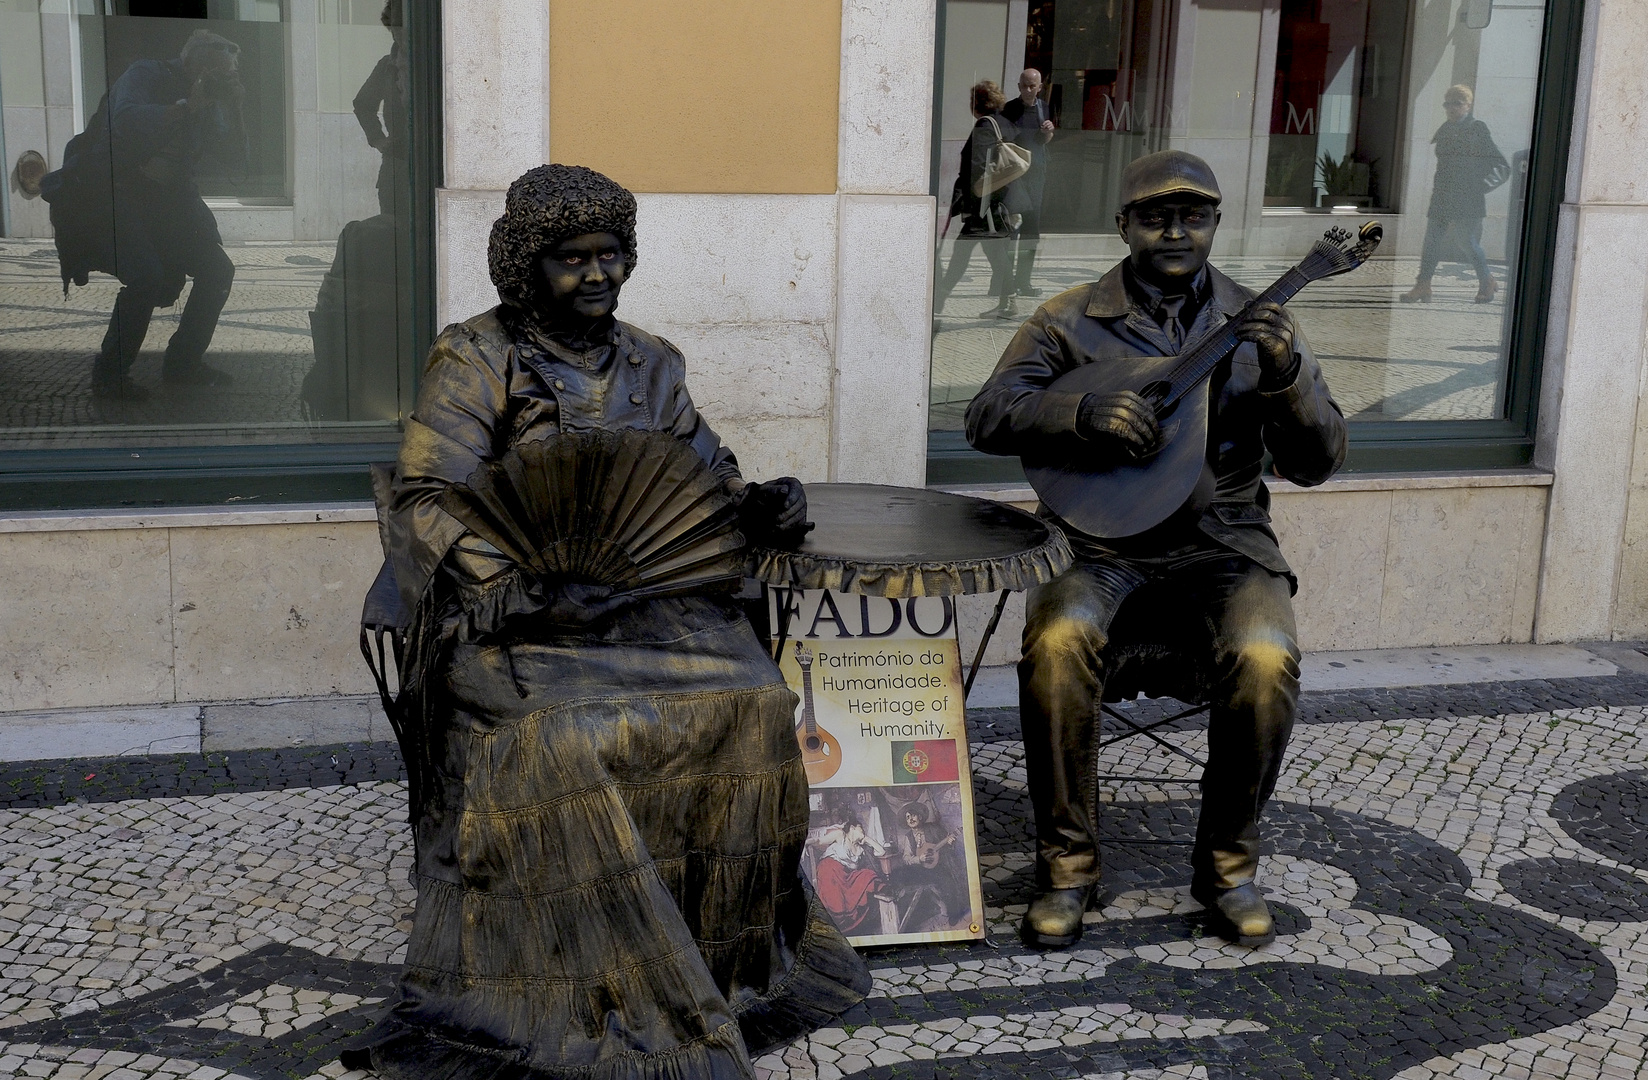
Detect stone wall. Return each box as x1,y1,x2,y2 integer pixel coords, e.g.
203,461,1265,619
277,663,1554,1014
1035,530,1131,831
0,509,382,714
3,0,1644,719
0,475,1554,715
437,0,937,488
1534,0,1648,642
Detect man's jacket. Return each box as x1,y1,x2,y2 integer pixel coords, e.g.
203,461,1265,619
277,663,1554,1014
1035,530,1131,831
964,261,1346,582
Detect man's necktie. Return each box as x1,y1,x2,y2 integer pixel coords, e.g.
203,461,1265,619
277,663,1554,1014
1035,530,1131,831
1159,295,1186,352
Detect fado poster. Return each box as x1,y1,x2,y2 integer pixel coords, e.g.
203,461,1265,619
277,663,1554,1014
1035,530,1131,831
767,588,987,947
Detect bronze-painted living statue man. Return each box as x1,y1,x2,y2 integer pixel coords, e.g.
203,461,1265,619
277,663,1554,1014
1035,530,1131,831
344,164,869,1078
965,150,1346,949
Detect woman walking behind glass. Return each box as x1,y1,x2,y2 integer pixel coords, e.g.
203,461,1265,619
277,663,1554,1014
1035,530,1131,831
1402,84,1511,305
935,81,1027,320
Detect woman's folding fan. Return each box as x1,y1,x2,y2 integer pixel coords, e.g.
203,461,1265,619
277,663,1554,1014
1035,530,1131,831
437,429,745,601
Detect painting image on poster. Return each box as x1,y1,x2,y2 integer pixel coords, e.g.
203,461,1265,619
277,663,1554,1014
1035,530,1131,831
806,782,977,940
770,587,987,947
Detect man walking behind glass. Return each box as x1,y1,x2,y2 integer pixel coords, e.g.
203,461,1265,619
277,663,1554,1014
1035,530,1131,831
1001,68,1054,300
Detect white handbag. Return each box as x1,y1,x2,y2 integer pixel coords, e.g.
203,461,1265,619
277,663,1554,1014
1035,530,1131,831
972,116,1032,199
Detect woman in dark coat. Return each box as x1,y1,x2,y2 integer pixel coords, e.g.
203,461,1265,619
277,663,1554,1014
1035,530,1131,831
345,164,869,1080
1401,84,1510,305
935,80,1027,321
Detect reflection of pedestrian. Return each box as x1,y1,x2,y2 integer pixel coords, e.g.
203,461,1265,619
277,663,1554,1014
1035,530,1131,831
1001,68,1054,299
815,816,885,933
353,0,407,219
42,29,242,401
935,80,1025,320
1401,85,1510,305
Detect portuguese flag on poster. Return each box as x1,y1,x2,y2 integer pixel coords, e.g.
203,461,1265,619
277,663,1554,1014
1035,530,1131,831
891,740,960,784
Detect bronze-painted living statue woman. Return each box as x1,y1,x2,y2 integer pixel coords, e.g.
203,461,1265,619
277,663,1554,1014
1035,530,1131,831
345,164,870,1078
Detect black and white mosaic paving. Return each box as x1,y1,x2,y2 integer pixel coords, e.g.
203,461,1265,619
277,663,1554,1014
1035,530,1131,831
1,675,1646,1078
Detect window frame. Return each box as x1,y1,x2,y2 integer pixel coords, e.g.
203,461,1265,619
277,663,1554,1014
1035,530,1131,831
925,0,1588,485
0,0,443,511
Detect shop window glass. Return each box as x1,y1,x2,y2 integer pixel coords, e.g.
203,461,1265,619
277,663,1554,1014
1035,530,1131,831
0,0,422,470
930,0,1562,480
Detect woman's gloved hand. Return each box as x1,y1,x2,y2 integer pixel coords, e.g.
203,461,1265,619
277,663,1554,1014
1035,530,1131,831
736,477,813,542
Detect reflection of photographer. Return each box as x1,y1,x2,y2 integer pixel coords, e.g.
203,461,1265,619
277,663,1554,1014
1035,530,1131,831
42,29,243,401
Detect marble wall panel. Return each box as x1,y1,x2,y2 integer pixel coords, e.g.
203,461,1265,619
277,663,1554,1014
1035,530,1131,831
170,523,383,703
442,0,550,191
713,417,833,485
946,481,1551,677
1510,486,1549,641
1611,383,1648,639
838,0,938,195
1271,488,1391,652
621,195,839,328
956,590,1027,670
1574,0,1648,206
647,322,834,424
833,195,936,486
1383,486,1548,648
0,530,173,713
1534,205,1648,642
435,188,506,329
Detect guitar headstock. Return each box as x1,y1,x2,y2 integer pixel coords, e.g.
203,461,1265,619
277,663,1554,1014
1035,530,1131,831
793,641,814,670
1296,220,1384,283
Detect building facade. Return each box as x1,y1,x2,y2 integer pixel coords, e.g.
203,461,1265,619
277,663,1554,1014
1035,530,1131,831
0,0,1644,720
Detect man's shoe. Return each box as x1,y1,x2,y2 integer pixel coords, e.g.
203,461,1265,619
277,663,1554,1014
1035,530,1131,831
1399,282,1432,303
1192,881,1275,947
91,375,151,402
1474,278,1498,304
982,298,1019,320
1019,885,1093,949
1017,285,1043,298
163,363,234,388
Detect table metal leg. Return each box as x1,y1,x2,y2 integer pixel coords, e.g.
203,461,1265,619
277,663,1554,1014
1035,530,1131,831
770,585,797,663
963,588,1013,702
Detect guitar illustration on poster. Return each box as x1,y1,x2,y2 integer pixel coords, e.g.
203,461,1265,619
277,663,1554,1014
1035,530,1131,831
770,587,987,948
793,643,842,784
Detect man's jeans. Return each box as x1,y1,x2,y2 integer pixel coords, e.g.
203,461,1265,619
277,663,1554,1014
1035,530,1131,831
1018,551,1300,894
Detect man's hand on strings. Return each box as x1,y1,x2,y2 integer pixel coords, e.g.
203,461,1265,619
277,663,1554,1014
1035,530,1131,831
1234,301,1299,386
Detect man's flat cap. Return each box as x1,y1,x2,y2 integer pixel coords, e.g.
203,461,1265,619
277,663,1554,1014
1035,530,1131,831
1118,150,1222,210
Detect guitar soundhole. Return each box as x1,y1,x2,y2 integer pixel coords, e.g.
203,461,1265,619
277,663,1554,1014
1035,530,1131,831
805,736,821,752
1140,380,1173,411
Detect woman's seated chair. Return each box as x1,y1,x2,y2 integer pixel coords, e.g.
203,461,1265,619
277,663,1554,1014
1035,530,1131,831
360,463,408,723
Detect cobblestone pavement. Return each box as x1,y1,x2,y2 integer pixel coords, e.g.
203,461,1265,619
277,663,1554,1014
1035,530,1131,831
1,676,1645,1078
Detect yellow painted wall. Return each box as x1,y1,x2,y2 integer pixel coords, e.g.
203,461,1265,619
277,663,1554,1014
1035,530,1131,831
548,0,841,194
